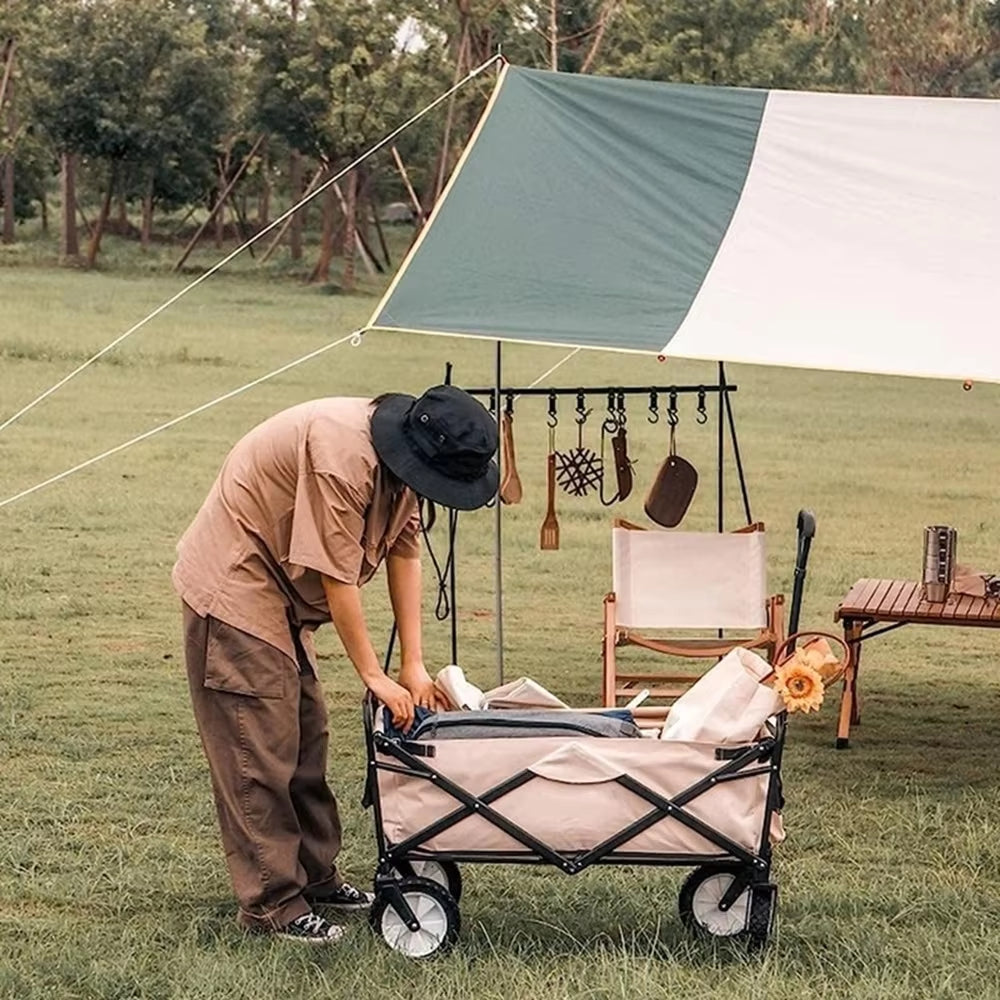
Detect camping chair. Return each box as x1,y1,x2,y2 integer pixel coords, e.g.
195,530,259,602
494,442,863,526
601,519,785,708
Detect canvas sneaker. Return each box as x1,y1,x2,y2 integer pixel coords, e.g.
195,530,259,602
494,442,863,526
305,881,375,911
275,912,345,944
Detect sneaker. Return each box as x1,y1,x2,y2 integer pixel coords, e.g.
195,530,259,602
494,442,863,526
305,881,375,911
275,912,345,944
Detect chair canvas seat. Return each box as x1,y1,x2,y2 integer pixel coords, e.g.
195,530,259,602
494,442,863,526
602,520,785,708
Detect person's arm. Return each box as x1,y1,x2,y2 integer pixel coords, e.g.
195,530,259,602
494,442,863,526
386,553,442,710
321,574,415,729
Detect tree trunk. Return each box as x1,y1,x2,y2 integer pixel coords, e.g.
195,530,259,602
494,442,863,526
433,21,470,206
60,152,80,263
289,150,303,260
1,153,13,244
0,38,14,115
341,169,357,292
141,174,154,250
257,136,270,229
334,177,375,277
580,0,619,73
84,165,116,269
550,0,559,70
214,155,227,249
370,196,391,269
391,146,425,225
40,191,47,234
116,192,128,230
1,58,14,244
310,179,336,284
1,152,12,244
259,162,321,264
173,134,264,270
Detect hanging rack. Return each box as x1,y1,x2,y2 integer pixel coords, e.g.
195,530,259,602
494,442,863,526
426,365,751,685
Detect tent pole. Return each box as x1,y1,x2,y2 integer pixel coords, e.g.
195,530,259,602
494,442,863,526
717,361,725,533
494,340,505,686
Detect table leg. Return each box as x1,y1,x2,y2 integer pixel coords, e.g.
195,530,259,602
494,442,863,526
836,620,864,749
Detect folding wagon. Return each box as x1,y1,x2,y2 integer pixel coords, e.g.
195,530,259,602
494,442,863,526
361,512,818,958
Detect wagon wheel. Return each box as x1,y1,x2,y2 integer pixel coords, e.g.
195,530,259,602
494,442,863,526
678,863,776,949
392,859,463,901
370,877,461,958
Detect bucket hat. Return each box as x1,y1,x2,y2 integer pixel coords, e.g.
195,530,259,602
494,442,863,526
371,385,498,510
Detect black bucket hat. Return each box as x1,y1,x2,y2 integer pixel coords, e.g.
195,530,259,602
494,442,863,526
371,385,498,510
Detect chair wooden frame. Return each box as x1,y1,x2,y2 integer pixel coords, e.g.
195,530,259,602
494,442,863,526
601,519,786,707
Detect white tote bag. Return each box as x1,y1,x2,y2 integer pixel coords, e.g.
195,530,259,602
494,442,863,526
661,647,784,744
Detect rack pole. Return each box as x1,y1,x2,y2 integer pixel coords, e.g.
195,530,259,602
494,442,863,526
493,340,505,685
449,509,458,664
722,364,753,525
442,361,460,665
717,362,725,533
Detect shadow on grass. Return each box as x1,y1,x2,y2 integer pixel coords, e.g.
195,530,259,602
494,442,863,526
791,673,1000,795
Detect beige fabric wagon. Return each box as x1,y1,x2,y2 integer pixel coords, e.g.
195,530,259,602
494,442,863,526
374,714,772,858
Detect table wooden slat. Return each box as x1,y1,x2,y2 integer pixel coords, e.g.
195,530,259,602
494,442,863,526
954,594,975,620
879,580,909,616
901,580,925,616
868,579,895,615
837,578,880,617
836,577,1000,628
973,596,999,621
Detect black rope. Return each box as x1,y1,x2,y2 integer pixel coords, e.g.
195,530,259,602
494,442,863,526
419,498,455,622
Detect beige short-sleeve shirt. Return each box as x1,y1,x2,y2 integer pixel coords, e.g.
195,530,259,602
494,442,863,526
172,397,420,662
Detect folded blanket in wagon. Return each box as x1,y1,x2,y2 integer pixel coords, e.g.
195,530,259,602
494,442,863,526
385,708,642,741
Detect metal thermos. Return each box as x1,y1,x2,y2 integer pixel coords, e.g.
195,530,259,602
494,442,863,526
922,525,957,603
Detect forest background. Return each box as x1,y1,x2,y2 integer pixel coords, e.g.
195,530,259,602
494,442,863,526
2,0,1000,282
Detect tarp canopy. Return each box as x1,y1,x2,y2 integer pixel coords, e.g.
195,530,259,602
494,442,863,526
367,65,1000,383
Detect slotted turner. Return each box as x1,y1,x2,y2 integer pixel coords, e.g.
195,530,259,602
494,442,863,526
540,449,560,550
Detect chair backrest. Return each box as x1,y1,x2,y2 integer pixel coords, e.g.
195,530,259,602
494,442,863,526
612,524,767,630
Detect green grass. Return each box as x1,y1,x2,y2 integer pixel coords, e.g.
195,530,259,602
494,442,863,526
2,260,1000,1000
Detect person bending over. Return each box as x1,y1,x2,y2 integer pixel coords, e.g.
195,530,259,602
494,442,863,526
172,385,497,943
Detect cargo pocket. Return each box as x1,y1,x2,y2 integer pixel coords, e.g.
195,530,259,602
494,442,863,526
204,619,289,699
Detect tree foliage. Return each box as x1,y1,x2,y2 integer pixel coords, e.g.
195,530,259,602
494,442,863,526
1,0,998,266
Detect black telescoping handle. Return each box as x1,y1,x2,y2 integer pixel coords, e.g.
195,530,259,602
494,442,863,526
788,509,817,636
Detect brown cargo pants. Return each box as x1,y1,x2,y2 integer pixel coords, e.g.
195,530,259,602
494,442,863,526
182,603,344,931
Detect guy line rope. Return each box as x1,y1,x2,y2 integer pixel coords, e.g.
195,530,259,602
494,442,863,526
0,333,362,510
0,53,586,512
0,335,582,511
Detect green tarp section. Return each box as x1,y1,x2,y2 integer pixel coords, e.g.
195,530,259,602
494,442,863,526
370,66,767,352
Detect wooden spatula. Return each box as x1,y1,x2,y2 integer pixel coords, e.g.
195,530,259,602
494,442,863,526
540,452,560,550
499,411,523,504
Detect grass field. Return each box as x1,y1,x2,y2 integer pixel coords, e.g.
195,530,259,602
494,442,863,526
2,257,1000,1000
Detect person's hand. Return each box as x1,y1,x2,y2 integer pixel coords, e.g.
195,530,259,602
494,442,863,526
368,674,415,731
401,666,445,712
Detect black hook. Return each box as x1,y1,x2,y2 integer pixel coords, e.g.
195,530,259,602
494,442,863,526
667,389,679,427
575,390,589,425
547,391,558,428
615,390,627,426
487,390,496,415
647,389,659,424
696,386,708,424
602,390,618,433
504,392,514,417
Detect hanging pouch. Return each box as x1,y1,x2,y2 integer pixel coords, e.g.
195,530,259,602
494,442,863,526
643,420,698,527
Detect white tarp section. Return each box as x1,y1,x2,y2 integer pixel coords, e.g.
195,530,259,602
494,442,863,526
666,89,1000,382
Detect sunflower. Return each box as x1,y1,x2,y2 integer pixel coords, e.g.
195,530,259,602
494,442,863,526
773,655,825,713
